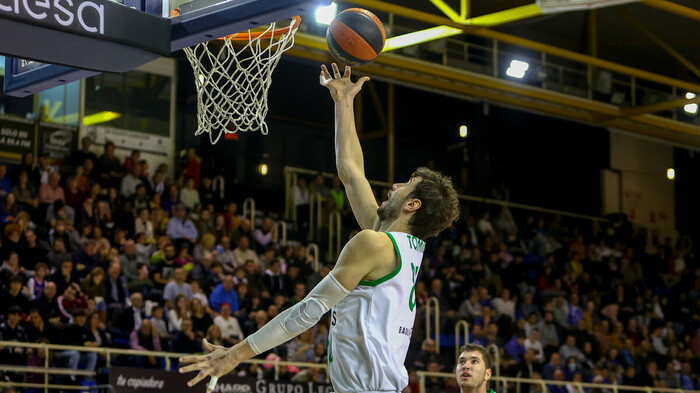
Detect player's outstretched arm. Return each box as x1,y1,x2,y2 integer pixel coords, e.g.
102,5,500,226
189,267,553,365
179,230,395,392
321,63,379,230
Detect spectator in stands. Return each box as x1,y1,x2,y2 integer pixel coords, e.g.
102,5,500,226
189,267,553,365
27,263,49,301
0,163,12,196
524,329,545,364
543,352,564,381
152,243,177,290
39,172,64,206
162,185,181,217
57,283,88,322
30,282,61,327
181,148,201,187
193,233,218,263
413,338,445,371
72,137,98,168
98,141,123,189
213,302,244,344
13,170,39,218
232,218,252,246
114,292,145,339
119,239,146,283
50,259,77,296
163,267,192,309
209,274,238,313
512,348,540,380
294,176,310,232
167,204,198,252
560,335,585,363
168,293,190,332
492,288,516,320
1,276,29,314
287,329,315,363
169,317,202,357
262,259,286,297
538,311,560,353
104,259,129,313
0,193,20,224
64,309,97,372
233,235,258,269
1,306,28,381
504,331,527,363
190,297,213,338
253,217,274,252
129,319,162,368
180,177,200,210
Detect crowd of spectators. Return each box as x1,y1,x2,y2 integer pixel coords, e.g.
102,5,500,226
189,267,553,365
0,139,699,392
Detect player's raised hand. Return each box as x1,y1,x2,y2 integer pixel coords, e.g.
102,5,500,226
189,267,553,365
179,339,239,393
320,63,370,102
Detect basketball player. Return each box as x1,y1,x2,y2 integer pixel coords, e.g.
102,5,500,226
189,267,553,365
178,63,460,393
456,344,495,393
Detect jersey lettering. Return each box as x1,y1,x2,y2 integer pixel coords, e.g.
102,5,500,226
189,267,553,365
408,262,419,311
331,310,337,326
405,234,425,252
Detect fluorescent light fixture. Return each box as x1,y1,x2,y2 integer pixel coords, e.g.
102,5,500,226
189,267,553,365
686,92,696,99
506,59,529,78
259,163,268,176
383,25,462,52
459,125,468,138
685,104,698,114
315,2,337,25
667,168,675,180
83,111,121,126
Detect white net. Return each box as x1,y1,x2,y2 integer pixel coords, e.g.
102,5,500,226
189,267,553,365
183,17,300,144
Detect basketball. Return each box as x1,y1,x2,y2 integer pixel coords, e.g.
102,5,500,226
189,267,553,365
326,8,385,67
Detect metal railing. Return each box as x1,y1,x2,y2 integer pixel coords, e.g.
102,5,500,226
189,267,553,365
306,242,321,273
4,341,697,393
416,372,699,393
272,220,287,246
0,341,328,390
308,193,324,243
327,211,342,261
454,320,469,360
242,197,255,231
425,296,441,353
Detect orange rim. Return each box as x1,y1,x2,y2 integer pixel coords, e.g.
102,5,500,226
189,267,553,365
169,11,300,41
221,15,300,41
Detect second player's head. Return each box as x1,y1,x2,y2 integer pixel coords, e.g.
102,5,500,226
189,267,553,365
377,167,459,240
456,343,493,393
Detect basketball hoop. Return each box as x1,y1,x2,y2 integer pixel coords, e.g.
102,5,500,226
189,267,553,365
180,15,301,144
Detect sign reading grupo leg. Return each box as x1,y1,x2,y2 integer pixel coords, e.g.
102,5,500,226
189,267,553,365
109,367,333,393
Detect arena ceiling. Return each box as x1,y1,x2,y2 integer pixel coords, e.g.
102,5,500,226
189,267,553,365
287,0,700,149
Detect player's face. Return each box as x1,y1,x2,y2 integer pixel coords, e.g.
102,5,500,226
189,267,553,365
377,177,420,222
456,351,491,391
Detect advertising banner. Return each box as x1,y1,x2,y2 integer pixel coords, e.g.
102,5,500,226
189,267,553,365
109,367,333,393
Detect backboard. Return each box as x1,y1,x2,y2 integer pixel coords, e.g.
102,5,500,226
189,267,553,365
1,0,330,97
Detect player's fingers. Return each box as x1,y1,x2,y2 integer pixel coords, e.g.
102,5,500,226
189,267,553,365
331,63,341,78
179,355,204,364
320,65,331,79
201,339,217,352
206,376,219,393
187,369,212,387
179,361,209,374
357,76,370,87
344,65,351,78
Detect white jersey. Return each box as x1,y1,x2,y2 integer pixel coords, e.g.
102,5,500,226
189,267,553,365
328,231,425,393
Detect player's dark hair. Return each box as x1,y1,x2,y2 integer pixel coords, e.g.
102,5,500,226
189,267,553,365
407,167,460,240
458,343,493,371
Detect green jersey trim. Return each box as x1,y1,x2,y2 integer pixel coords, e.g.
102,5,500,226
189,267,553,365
358,232,402,287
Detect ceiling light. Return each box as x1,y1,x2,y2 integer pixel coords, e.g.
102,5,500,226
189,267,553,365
686,92,696,99
667,168,675,180
259,163,268,176
315,3,337,25
506,59,529,79
459,125,468,138
684,103,698,114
